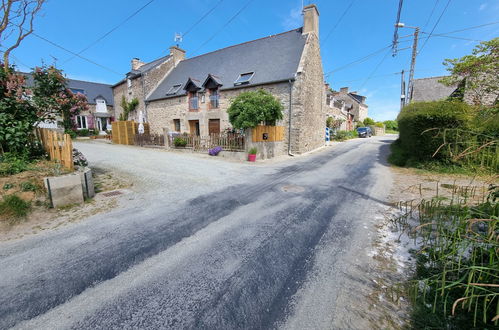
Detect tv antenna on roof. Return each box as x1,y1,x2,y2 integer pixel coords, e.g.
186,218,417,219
174,33,183,47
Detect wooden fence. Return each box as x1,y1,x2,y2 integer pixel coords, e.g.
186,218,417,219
134,133,165,147
36,128,74,170
111,121,150,145
168,133,245,151
251,125,285,142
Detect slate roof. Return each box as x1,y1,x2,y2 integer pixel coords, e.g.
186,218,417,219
348,93,366,104
411,76,458,102
20,72,114,105
147,28,307,101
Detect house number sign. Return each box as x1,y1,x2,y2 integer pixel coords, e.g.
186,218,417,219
262,133,269,140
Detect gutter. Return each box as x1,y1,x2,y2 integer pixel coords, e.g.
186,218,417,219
288,78,295,156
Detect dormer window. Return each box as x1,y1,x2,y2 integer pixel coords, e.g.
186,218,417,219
234,72,254,86
166,84,182,95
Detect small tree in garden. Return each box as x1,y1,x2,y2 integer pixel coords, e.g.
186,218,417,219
0,64,38,155
227,89,283,129
383,120,398,131
31,65,88,131
119,96,139,121
363,117,375,126
440,38,499,105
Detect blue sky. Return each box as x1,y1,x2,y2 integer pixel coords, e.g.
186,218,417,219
6,0,499,121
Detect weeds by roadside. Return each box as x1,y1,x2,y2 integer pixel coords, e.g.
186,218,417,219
0,195,31,222
392,183,498,329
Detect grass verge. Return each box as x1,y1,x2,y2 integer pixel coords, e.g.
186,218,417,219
0,195,31,222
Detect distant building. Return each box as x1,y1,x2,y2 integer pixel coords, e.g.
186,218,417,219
329,87,368,122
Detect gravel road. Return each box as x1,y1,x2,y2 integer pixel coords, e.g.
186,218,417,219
0,136,395,329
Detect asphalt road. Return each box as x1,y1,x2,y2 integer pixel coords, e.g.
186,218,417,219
0,136,395,329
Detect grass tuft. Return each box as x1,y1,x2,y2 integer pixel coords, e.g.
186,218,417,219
0,195,31,221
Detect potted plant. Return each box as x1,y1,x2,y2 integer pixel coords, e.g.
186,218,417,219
248,147,257,162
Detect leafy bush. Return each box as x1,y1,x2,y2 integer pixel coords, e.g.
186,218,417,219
65,129,77,139
227,89,283,129
0,195,30,219
248,147,257,155
396,101,473,164
76,129,90,137
383,120,398,131
363,117,375,126
173,137,187,147
334,130,357,141
0,153,29,176
375,122,384,128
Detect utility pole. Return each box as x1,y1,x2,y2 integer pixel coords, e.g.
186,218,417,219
406,27,419,105
400,70,405,110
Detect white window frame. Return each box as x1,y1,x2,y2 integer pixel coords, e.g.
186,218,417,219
76,115,87,130
234,72,254,85
127,79,132,88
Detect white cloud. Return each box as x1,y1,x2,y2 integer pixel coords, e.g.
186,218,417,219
282,5,302,30
479,3,487,11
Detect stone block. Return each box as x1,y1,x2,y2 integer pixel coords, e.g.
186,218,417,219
79,167,95,199
44,173,84,208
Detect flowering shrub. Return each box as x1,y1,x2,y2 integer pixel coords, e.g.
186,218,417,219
72,148,88,167
208,146,222,156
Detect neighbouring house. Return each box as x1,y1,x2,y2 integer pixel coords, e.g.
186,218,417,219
113,4,326,155
325,85,353,131
330,87,368,123
21,73,115,132
111,49,184,122
411,75,498,106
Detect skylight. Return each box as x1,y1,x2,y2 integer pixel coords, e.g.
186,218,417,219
234,72,254,85
166,84,182,95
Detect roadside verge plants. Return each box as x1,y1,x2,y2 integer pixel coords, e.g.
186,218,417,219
0,195,31,221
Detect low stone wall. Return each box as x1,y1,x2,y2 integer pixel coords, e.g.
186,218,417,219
44,168,95,208
245,128,286,160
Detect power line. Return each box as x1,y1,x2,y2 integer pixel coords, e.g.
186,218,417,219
360,49,391,89
322,0,357,44
421,0,439,32
418,0,452,54
64,0,157,64
192,0,255,55
183,0,224,37
331,72,400,85
28,31,122,75
324,44,391,76
392,0,404,55
431,20,499,36
421,32,485,43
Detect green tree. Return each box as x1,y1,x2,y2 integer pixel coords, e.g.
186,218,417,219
32,65,88,131
383,120,398,131
227,89,283,129
440,38,498,105
363,117,375,126
119,96,139,121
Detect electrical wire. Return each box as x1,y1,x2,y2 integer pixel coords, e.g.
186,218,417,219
418,0,452,54
324,44,391,76
63,0,157,64
183,0,224,37
421,0,439,32
322,0,357,44
192,0,255,55
359,49,391,89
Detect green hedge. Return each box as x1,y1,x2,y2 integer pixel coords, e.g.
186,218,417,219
397,101,473,162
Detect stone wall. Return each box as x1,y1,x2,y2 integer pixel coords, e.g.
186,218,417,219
147,81,292,157
290,32,326,154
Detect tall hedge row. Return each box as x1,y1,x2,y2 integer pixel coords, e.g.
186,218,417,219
396,101,473,162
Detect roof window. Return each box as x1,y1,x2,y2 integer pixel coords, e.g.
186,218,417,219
234,72,254,86
166,84,182,95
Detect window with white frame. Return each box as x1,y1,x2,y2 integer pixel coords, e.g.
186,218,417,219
234,72,254,85
96,98,107,112
127,79,132,88
76,115,87,129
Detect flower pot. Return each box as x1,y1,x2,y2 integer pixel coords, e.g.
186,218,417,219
248,154,257,162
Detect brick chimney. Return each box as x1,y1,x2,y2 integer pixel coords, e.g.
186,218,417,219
170,46,186,65
340,87,349,93
303,4,319,37
131,58,144,70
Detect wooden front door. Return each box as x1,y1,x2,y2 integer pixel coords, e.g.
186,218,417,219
189,120,200,136
208,119,220,135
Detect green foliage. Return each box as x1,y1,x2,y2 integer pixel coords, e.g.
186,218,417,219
326,116,334,128
0,194,31,219
396,101,473,163
65,129,77,139
3,183,14,190
362,117,375,126
0,153,29,176
374,122,384,128
173,137,187,147
248,147,257,155
120,96,139,121
441,37,498,106
227,90,283,129
383,120,398,131
20,181,38,192
76,129,90,137
334,130,357,141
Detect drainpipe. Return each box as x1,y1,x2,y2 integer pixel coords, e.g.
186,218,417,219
141,75,148,122
288,79,295,156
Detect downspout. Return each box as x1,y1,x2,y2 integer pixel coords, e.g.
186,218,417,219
288,78,295,156
141,75,148,122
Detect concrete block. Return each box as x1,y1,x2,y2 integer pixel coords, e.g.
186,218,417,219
44,173,84,208
79,167,95,199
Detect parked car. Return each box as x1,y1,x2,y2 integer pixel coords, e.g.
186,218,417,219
356,127,372,138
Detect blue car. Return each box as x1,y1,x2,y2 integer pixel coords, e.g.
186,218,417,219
356,127,372,138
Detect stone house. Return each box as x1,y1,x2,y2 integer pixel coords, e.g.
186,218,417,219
113,4,326,155
411,75,498,106
325,86,353,131
330,87,368,123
